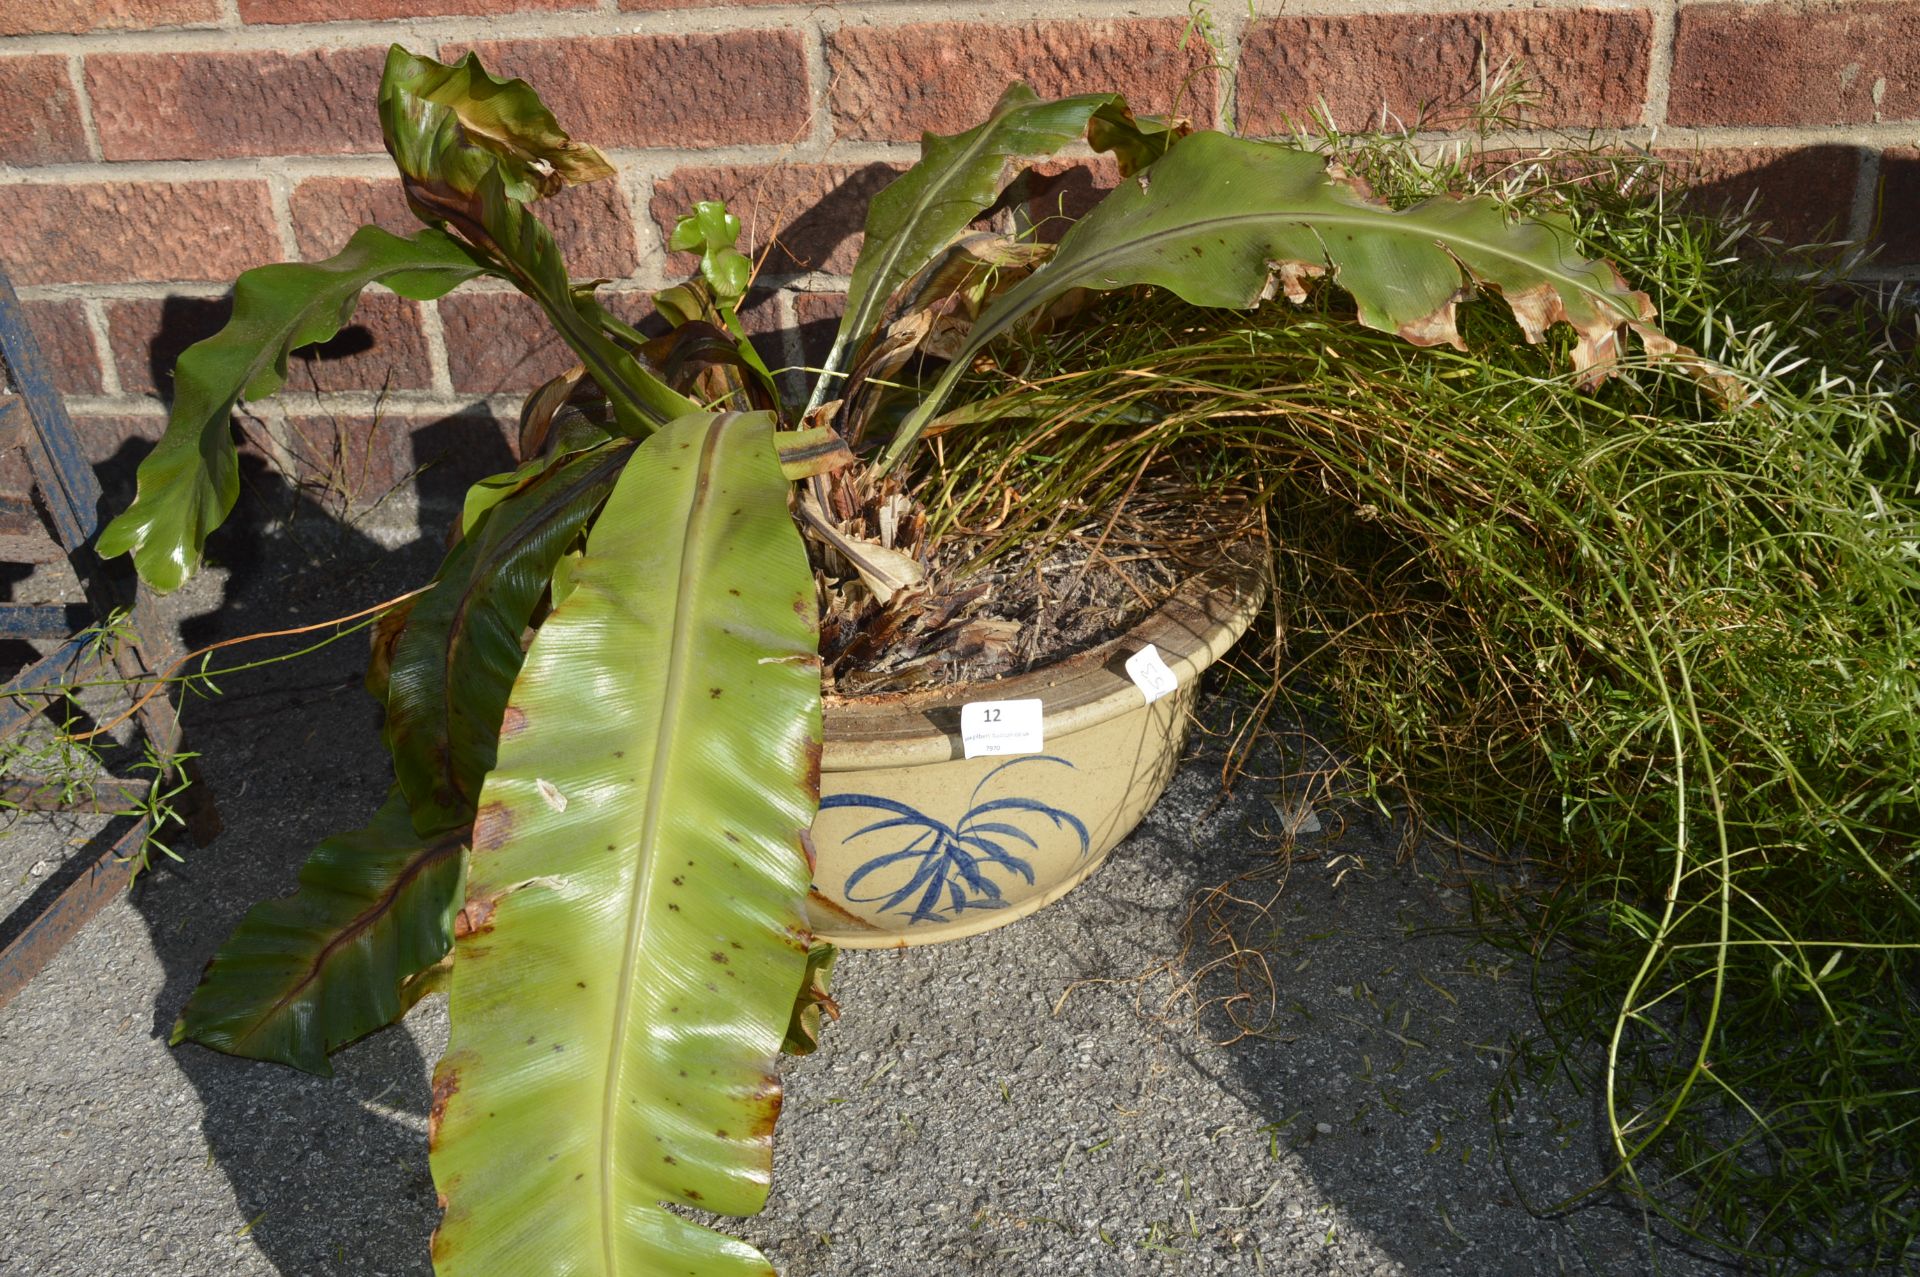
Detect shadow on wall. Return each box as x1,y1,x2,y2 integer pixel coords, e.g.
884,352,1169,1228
721,161,900,277
1666,144,1863,247
139,296,380,405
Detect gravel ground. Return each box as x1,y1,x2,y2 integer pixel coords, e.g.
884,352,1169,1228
0,485,1743,1277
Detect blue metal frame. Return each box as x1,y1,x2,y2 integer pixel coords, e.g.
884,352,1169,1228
0,603,94,640
0,294,102,553
0,263,219,1007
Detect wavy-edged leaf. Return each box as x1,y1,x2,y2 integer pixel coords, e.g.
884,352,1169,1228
640,319,773,414
805,82,1120,416
97,226,487,591
638,270,781,402
379,45,613,205
447,168,697,435
379,46,695,433
387,440,633,836
429,410,820,1275
882,131,1660,469
171,789,465,1076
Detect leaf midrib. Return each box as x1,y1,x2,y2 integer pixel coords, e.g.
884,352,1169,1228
598,414,731,1274
226,824,466,1050
430,444,631,811
815,89,1103,411
841,96,1023,347
1039,204,1630,331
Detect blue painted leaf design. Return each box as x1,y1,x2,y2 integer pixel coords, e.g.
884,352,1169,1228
821,755,1087,925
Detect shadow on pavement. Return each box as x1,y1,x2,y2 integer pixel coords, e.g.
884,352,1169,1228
1168,722,1740,1275
123,414,511,1276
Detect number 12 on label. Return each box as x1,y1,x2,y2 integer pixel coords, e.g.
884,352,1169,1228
960,698,1045,759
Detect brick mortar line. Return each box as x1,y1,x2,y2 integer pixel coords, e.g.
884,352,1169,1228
8,124,1918,191
629,171,675,284
614,165,665,286
0,2,1194,55
0,142,927,185
417,297,456,399
79,298,122,398
803,17,834,153
13,276,576,301
1217,0,1248,134
62,54,104,164
15,271,839,305
64,397,169,416
1643,0,1678,129
1849,149,1883,244
1481,123,1920,150
25,272,843,306
766,290,804,402
265,173,300,261
217,0,243,25
0,0,1632,56
63,391,533,417
19,281,233,302
0,154,400,183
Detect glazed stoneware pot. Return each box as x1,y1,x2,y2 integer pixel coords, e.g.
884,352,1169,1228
807,548,1269,946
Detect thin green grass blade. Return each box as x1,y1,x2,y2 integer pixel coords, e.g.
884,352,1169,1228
429,410,820,1275
931,229,1920,1264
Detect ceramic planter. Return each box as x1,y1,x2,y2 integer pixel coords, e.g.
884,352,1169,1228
807,548,1269,946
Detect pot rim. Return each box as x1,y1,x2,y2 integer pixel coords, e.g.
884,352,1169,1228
821,539,1270,771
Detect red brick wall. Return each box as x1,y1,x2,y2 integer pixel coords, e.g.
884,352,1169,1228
0,1,1912,519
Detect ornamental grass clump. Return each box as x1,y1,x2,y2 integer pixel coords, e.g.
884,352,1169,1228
927,144,1920,1269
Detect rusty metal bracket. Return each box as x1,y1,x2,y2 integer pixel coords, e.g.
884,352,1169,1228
0,266,221,1009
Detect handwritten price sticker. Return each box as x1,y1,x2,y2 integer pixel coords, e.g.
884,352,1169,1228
960,698,1045,759
1124,644,1180,705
